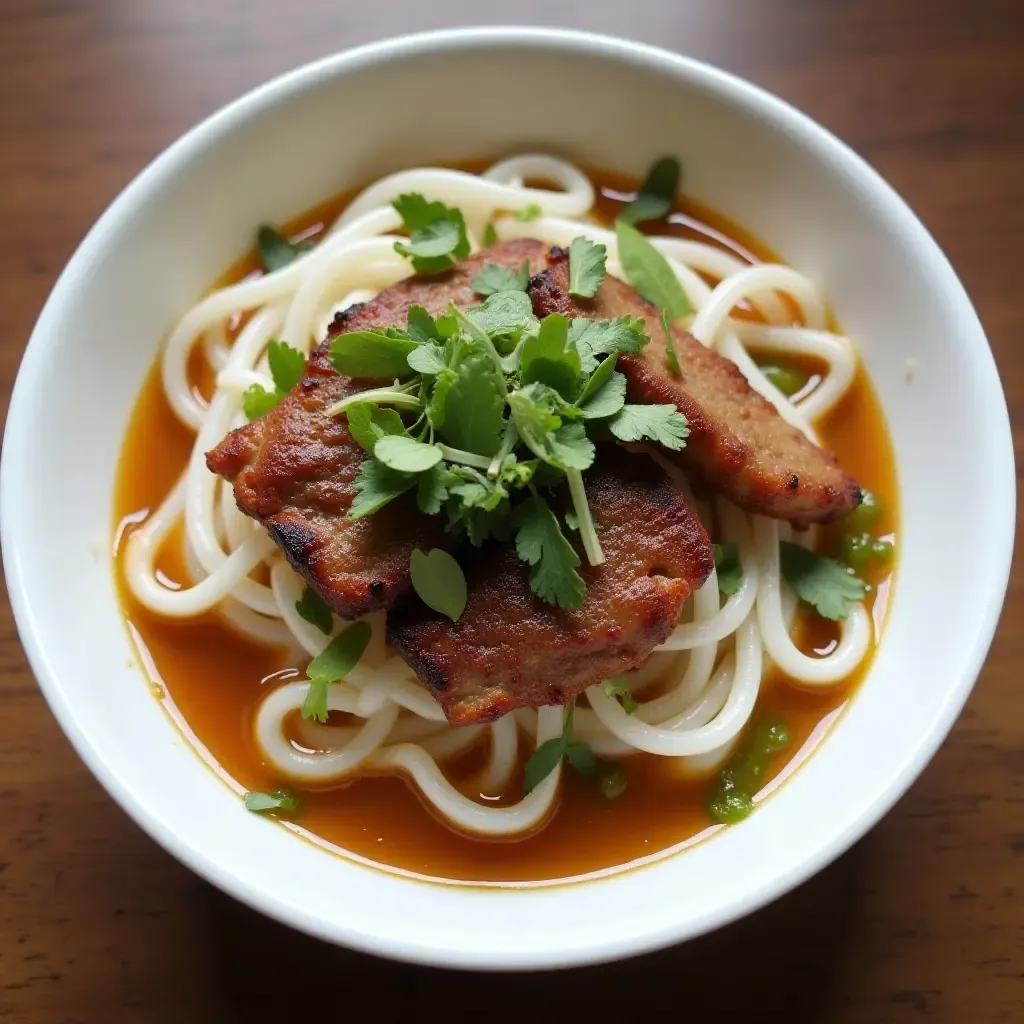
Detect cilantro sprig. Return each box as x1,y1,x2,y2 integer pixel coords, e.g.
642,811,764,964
299,622,372,723
780,542,867,620
392,194,470,274
242,340,306,420
327,234,689,612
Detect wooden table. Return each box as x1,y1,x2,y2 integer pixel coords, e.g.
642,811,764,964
1,2,1021,1020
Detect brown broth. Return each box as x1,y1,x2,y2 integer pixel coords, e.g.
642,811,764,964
113,165,898,883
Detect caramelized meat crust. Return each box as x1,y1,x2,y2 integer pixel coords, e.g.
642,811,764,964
206,239,551,619
528,251,860,525
387,447,714,725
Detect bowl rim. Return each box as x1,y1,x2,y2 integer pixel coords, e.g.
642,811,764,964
1,25,1015,970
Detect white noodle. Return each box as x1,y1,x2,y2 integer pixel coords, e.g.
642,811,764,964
122,155,870,839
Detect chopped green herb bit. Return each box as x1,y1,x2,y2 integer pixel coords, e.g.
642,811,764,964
244,789,300,814
845,488,884,534
602,678,638,714
568,236,607,299
256,226,312,273
840,532,894,573
294,586,332,635
410,548,467,621
780,542,867,621
660,309,681,373
514,203,543,222
707,718,791,824
759,362,809,398
242,384,280,421
713,542,743,597
608,403,689,450
618,156,681,226
482,221,499,246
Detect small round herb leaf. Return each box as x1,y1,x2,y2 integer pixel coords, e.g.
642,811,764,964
244,789,300,815
410,548,467,621
374,435,443,473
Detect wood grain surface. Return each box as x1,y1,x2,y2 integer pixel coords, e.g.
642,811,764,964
1,1,1022,1020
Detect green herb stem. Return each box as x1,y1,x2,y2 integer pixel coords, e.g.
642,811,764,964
566,469,605,566
452,306,510,398
487,419,519,478
435,443,493,470
326,387,421,418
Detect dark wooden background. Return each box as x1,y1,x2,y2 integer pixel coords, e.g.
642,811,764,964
1,1,1021,1020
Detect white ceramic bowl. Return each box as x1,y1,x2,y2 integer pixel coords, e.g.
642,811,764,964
1,27,1014,970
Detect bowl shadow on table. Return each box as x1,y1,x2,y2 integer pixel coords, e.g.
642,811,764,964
200,842,867,1021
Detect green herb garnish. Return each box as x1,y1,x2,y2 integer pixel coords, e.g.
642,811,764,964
844,488,883,534
515,203,543,222
713,542,743,597
780,541,867,620
618,156,681,226
759,362,809,398
294,586,332,635
392,193,470,274
602,678,638,714
522,701,608,794
410,548,468,621
708,719,791,824
326,232,691,611
244,789,300,814
472,260,531,296
256,226,313,273
300,621,373,723
616,220,693,320
242,339,306,421
568,236,607,299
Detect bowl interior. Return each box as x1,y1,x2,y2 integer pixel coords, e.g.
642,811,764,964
1,29,1013,969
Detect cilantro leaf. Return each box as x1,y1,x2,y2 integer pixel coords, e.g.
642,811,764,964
244,789,300,814
392,194,470,274
374,435,442,473
579,370,626,420
615,220,692,319
509,383,594,472
515,203,543,222
256,226,312,273
267,340,305,393
602,678,639,714
568,316,648,374
713,542,743,597
522,701,604,794
241,340,306,420
568,236,607,299
344,402,407,453
779,542,867,620
407,304,440,345
301,678,330,723
307,621,372,682
467,289,535,337
295,586,332,635
520,313,581,399
242,383,281,421
410,548,467,621
576,353,619,407
348,458,415,519
438,349,506,457
608,404,689,450
618,156,680,226
329,328,419,379
523,737,565,795
416,463,452,515
564,509,579,531
514,494,585,609
471,261,530,296
406,343,447,375
483,221,499,246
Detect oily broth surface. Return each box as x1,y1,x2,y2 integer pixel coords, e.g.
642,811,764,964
113,164,897,883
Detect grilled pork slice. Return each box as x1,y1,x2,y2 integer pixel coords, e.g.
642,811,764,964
207,239,551,619
528,250,860,525
387,446,714,725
